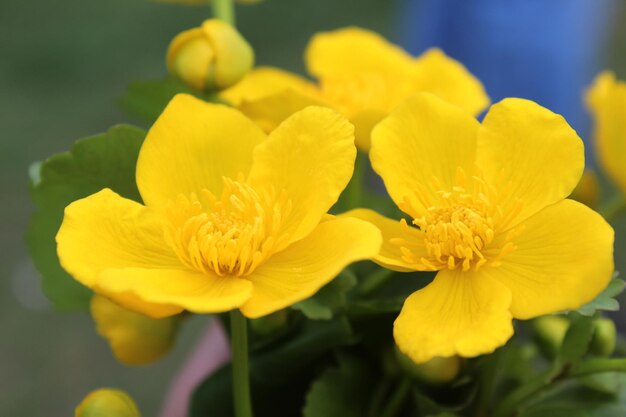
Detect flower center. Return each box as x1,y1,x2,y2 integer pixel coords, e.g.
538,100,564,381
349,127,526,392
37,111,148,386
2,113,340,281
164,178,292,276
392,168,522,272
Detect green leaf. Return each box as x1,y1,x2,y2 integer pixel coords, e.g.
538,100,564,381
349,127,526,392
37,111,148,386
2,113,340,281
293,270,357,320
303,354,375,417
119,77,221,123
26,125,145,309
557,313,595,366
190,317,356,417
578,274,624,316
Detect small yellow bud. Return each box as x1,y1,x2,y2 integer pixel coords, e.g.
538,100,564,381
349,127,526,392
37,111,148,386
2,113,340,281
75,389,140,417
590,317,616,357
155,0,262,5
532,315,570,359
91,295,179,365
570,170,600,208
167,19,254,91
394,346,461,385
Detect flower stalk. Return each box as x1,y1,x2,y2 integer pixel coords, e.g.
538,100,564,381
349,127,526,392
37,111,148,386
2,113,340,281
230,309,254,417
211,0,235,26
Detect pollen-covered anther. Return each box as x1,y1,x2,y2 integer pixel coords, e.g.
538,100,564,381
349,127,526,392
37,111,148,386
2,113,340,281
394,168,521,272
164,178,292,276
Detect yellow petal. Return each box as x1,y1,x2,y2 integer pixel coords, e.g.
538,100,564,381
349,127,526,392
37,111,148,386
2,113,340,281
220,66,318,107
488,199,614,319
96,268,253,314
586,71,626,195
238,88,327,133
90,295,178,365
248,106,356,243
370,93,480,217
394,269,513,363
412,48,490,116
136,94,266,208
306,27,414,78
56,188,180,288
240,217,382,318
342,208,423,272
477,98,584,228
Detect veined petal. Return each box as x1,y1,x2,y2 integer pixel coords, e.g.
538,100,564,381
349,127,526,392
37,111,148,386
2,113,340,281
238,88,328,133
394,269,513,363
96,268,253,314
136,94,266,208
477,98,584,228
342,208,423,272
488,199,614,319
248,106,356,244
370,93,480,217
412,48,490,116
305,27,414,78
240,217,382,318
586,71,626,195
220,66,318,107
56,188,181,288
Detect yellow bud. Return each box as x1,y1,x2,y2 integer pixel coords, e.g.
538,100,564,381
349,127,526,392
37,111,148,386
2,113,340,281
532,315,570,359
394,346,461,385
167,19,254,91
75,389,140,417
570,170,600,208
91,295,179,365
590,318,616,357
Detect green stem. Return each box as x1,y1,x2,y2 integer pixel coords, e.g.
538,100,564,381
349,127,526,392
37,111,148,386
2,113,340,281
598,194,626,222
473,349,503,417
493,358,626,417
357,268,395,296
211,0,235,25
570,358,626,377
379,378,411,417
230,310,253,417
367,379,392,417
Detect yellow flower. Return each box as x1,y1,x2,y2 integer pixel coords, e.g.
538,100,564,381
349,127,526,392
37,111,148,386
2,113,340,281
56,95,381,319
90,295,179,365
586,71,626,196
569,170,600,208
167,19,254,91
75,388,140,417
221,27,489,150
347,93,614,363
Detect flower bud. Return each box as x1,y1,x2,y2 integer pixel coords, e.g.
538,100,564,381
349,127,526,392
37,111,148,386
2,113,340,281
91,295,179,365
75,389,140,417
590,317,616,357
532,315,569,359
167,19,254,91
394,346,461,385
570,170,600,208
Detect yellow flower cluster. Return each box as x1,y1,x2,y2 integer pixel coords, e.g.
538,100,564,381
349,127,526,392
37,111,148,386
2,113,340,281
57,26,615,366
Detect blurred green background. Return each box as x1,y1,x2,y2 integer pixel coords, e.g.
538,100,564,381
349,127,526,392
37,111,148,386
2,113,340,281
2,0,626,416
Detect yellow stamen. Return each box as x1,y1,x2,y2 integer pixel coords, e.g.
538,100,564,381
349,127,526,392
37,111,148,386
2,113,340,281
164,177,292,276
395,167,522,272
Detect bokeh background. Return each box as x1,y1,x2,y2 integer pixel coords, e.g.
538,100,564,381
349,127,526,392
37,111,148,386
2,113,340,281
1,0,625,415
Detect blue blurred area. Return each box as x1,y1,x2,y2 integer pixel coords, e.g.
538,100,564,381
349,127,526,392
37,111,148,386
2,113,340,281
400,0,618,161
